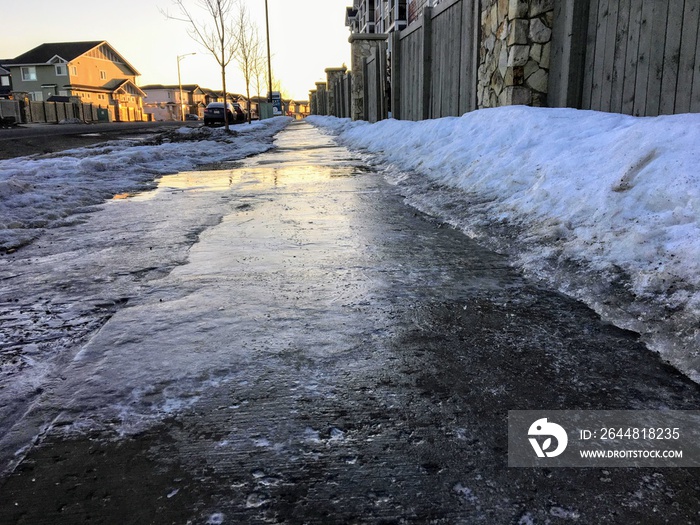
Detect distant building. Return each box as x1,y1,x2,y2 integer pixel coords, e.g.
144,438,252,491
141,84,208,121
0,64,11,99
288,100,310,120
4,41,145,121
407,0,437,25
345,0,411,34
346,0,448,33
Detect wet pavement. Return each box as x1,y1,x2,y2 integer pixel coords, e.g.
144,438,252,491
1,121,700,524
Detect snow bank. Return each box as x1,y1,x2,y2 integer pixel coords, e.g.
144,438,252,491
308,108,700,381
0,118,292,251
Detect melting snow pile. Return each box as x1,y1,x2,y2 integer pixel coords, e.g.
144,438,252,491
309,107,700,382
0,118,291,251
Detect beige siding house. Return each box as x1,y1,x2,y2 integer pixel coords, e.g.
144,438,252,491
6,41,146,121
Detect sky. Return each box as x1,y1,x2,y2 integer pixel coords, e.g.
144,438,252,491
1,0,353,101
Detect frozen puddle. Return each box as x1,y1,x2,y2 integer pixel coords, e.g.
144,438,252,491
0,121,376,475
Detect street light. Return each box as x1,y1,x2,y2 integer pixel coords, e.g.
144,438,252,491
264,0,272,103
177,52,196,121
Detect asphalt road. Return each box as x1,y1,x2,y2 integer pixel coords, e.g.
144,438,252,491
0,121,699,524
0,120,201,159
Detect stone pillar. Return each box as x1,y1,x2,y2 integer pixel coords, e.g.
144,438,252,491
478,0,554,109
349,33,388,121
315,82,328,115
309,90,317,115
325,66,348,117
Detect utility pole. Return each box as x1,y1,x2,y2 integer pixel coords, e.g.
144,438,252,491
264,0,273,102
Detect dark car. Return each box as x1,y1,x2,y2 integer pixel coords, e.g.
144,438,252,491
185,113,200,121
232,103,246,122
204,102,245,126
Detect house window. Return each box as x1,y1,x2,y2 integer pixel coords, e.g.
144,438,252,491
98,94,106,101
29,91,43,101
0,77,9,87
100,70,107,80
70,66,78,76
21,67,37,81
55,64,67,76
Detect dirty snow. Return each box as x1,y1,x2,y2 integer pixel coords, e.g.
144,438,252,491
308,107,700,382
0,118,291,251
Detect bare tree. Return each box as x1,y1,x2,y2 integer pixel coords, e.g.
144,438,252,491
163,0,240,132
234,6,264,123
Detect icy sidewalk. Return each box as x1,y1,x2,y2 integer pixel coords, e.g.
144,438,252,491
0,121,378,477
0,119,291,472
0,121,699,523
309,109,700,383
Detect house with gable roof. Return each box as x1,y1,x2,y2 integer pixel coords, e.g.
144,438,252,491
5,41,146,121
140,84,209,121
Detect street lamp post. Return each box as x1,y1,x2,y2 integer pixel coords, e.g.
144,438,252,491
264,0,273,103
177,52,196,121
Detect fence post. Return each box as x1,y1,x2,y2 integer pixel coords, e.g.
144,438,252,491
362,57,369,121
390,31,402,120
421,6,433,120
373,48,384,121
345,72,352,118
549,0,590,108
459,0,479,114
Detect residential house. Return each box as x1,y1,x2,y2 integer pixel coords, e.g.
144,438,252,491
5,41,145,122
407,0,439,24
346,0,410,34
141,84,208,121
375,0,408,33
288,100,310,120
201,88,224,104
347,0,444,33
0,64,12,99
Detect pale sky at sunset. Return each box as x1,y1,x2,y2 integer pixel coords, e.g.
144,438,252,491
2,0,353,100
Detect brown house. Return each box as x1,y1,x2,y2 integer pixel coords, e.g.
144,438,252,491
5,41,146,122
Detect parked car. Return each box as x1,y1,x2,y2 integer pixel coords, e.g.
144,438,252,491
232,103,247,122
204,102,245,126
185,113,200,121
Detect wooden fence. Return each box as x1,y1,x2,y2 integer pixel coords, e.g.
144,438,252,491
331,73,353,119
582,0,700,116
365,49,386,122
0,99,107,124
552,0,700,115
391,0,478,121
0,100,22,125
330,0,700,121
27,101,96,123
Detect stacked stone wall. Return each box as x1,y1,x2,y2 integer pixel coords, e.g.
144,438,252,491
478,0,553,108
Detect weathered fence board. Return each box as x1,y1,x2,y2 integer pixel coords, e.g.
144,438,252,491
692,5,700,113
621,2,643,114
609,0,630,114
430,0,462,118
399,21,425,121
395,0,476,122
600,0,619,112
578,0,697,117
676,1,700,113
366,55,379,122
658,0,683,115
645,1,669,116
